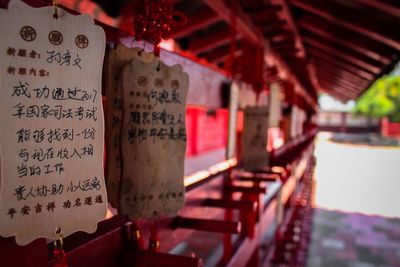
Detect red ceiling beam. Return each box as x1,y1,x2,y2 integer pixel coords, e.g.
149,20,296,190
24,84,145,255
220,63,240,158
203,0,262,44
204,0,320,108
317,73,361,93
317,71,363,90
212,50,243,65
205,43,243,64
303,37,381,74
244,4,283,14
319,81,358,100
188,29,232,54
315,60,372,84
310,49,376,80
273,0,322,100
264,29,292,39
319,84,354,101
314,58,371,82
246,7,283,19
353,0,400,18
170,7,220,39
271,50,318,107
318,76,364,95
297,18,392,64
317,68,369,87
271,33,295,43
291,0,400,50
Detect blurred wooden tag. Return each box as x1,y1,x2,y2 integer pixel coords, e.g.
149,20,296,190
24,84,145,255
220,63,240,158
243,107,269,171
120,58,188,219
226,82,239,160
105,44,154,208
0,1,107,245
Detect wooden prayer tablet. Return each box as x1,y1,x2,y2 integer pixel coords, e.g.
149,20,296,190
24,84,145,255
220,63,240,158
120,58,189,219
0,0,107,245
243,106,269,172
105,44,154,209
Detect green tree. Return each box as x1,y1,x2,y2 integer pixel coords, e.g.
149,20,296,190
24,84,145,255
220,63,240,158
353,75,400,122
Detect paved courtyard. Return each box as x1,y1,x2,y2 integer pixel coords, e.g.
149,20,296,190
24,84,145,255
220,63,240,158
308,133,400,267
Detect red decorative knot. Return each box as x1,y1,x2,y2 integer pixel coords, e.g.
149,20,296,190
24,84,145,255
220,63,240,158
133,0,186,57
53,249,68,267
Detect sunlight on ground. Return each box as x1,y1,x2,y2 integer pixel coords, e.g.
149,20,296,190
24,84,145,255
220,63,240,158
313,132,400,218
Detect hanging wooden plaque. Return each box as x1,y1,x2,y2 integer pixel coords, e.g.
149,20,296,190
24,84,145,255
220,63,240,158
105,44,154,208
0,1,107,245
226,81,239,160
120,58,188,219
242,106,269,171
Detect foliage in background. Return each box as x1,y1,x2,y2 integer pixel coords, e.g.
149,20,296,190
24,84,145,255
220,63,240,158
353,75,400,122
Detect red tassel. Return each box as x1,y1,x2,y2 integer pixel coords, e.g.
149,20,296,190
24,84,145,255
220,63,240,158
131,225,145,249
148,220,160,252
53,248,68,267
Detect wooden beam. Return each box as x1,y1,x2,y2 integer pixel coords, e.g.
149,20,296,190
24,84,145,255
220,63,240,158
319,81,358,99
271,33,295,43
303,37,381,74
317,68,369,87
262,19,288,32
170,7,220,39
353,0,400,18
188,29,232,54
274,0,323,99
264,29,292,39
270,48,318,107
274,46,299,55
203,0,262,44
244,4,283,14
291,0,400,50
245,7,283,20
315,60,372,84
298,18,392,64
254,15,283,25
317,73,361,93
320,83,354,101
275,0,307,57
317,70,363,88
205,44,243,64
310,49,376,80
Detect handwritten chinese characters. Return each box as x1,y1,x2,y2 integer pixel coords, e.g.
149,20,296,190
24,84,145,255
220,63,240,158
0,1,107,245
104,44,155,208
242,106,269,172
119,58,188,219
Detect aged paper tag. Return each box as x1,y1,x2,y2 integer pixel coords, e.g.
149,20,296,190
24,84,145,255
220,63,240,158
105,44,154,208
120,58,188,219
243,107,269,171
0,1,107,245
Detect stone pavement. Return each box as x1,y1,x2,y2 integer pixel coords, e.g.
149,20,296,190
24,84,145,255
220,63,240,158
307,209,400,267
307,133,400,267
